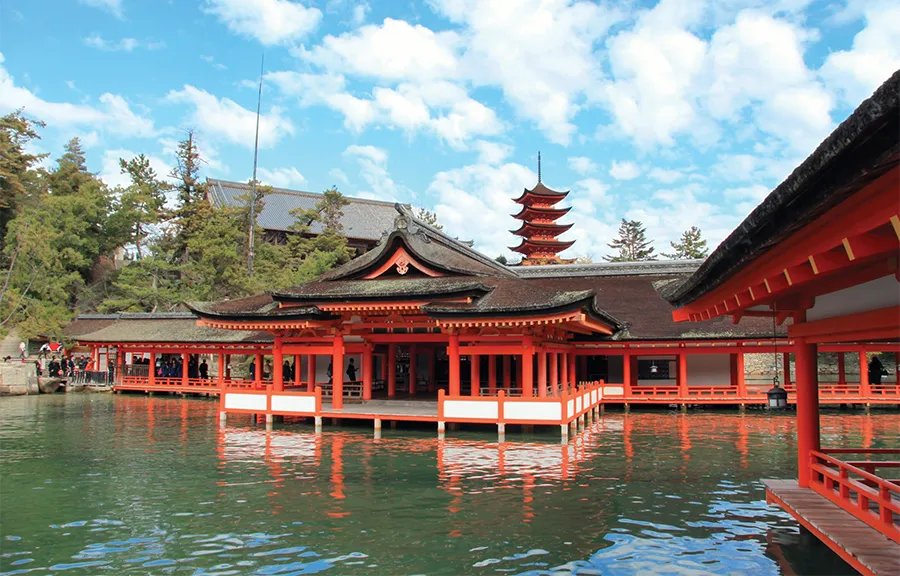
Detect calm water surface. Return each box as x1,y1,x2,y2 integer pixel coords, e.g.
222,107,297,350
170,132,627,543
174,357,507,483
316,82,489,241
1,395,898,575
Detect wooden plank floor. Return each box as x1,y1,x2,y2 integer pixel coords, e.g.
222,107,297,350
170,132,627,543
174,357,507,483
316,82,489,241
764,479,900,576
322,399,439,420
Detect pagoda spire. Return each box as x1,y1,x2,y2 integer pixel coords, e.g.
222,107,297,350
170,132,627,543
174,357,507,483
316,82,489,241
509,155,575,266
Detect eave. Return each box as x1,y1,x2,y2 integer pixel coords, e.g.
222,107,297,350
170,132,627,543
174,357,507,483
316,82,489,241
510,222,574,237
511,205,571,221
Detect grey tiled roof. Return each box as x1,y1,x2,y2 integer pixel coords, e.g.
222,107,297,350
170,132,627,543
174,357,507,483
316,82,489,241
513,260,704,278
207,178,408,241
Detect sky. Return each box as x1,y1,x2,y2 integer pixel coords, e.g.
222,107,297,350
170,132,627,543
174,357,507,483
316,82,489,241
1,0,898,261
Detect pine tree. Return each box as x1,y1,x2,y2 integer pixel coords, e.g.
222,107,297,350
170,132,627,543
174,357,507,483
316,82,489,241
662,226,708,260
115,155,171,260
604,219,657,262
167,130,211,262
414,207,442,230
0,111,46,256
49,138,94,196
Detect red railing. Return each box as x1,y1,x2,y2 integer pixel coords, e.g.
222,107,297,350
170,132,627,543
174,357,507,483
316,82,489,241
630,386,679,397
809,449,900,543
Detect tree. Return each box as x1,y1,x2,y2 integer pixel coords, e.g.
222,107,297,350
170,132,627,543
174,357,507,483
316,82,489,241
285,187,354,281
115,155,170,260
0,111,46,257
414,207,442,230
575,254,595,264
167,130,212,263
604,219,656,262
48,138,94,197
495,254,509,265
662,226,708,260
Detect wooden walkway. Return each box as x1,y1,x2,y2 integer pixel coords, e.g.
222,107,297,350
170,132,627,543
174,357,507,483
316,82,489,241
321,399,439,421
764,479,900,576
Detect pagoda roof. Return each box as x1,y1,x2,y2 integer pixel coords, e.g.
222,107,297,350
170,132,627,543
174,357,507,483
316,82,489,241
511,205,571,220
509,238,576,254
511,182,570,204
510,221,574,237
663,69,900,308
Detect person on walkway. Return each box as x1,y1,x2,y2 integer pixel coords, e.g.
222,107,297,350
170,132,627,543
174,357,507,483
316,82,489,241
39,343,50,358
249,359,256,381
346,359,357,382
868,356,889,385
48,357,60,378
19,341,27,362
326,362,333,384
199,359,209,379
283,359,292,383
34,359,42,376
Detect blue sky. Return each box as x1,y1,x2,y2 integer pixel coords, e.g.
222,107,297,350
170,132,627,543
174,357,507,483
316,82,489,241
1,0,898,260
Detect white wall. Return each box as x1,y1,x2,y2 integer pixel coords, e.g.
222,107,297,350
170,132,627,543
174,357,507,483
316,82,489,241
807,274,900,322
686,354,731,386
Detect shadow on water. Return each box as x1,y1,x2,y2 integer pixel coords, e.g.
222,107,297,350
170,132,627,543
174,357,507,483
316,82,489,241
2,394,897,575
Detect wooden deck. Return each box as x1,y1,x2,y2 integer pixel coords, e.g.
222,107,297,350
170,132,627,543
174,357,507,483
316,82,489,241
321,399,439,421
764,479,900,576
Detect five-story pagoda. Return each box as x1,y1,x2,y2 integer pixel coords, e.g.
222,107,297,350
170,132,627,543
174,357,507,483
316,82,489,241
509,154,575,265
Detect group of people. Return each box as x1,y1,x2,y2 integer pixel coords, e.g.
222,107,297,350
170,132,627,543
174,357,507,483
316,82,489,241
33,356,92,378
244,358,359,383
153,356,209,379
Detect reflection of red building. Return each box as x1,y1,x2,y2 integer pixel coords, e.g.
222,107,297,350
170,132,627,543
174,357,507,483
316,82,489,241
669,71,900,570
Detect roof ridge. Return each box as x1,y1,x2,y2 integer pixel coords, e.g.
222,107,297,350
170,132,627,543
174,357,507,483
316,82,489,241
207,178,406,208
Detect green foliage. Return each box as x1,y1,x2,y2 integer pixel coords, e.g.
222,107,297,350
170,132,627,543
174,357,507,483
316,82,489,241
413,207,442,230
604,219,657,262
115,154,171,260
0,110,46,255
495,254,509,265
166,130,212,262
662,226,709,260
98,255,182,313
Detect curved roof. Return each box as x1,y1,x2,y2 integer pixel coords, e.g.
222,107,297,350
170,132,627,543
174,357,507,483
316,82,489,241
510,221,574,237
511,205,571,221
664,69,900,308
511,182,570,204
509,238,576,254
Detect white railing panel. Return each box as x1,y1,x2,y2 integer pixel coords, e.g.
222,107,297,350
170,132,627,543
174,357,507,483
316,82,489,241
604,386,624,396
576,396,583,412
271,394,316,414
444,399,498,420
504,401,562,422
567,399,575,418
224,392,267,411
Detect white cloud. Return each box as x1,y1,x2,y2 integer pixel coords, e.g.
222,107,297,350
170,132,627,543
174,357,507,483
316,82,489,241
165,84,294,149
0,54,155,138
84,34,165,51
820,0,900,106
648,167,682,183
343,144,406,200
78,0,123,19
258,167,307,188
329,168,350,186
609,160,641,180
203,0,322,45
475,141,513,165
351,3,370,26
568,156,597,176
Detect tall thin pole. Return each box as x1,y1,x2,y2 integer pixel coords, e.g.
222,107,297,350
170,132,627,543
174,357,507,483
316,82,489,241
248,54,264,277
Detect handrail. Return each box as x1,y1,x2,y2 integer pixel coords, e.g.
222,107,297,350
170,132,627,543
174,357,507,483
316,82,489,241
820,448,900,455
809,449,900,543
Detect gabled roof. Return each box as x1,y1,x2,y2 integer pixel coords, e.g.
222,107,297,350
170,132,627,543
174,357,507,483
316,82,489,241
664,69,900,308
186,294,335,323
318,204,517,280
207,178,406,242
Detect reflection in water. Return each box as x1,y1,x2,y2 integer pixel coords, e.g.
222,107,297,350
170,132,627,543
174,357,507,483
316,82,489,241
2,395,898,575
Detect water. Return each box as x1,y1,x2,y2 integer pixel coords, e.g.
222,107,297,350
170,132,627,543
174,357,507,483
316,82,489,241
1,395,897,575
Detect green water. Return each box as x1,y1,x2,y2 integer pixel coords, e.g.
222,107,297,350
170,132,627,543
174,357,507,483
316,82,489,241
1,395,897,575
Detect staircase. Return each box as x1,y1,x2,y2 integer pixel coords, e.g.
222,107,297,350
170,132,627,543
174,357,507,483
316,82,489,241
0,329,25,360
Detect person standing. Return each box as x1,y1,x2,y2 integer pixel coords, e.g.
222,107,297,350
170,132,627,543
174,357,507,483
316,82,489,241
19,341,27,362
346,358,357,382
199,359,209,379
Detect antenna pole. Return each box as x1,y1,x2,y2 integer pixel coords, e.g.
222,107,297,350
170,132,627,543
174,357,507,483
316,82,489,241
248,53,264,277
537,151,542,183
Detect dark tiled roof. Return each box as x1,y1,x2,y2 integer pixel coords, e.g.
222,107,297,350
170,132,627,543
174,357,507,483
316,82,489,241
186,295,332,322
666,69,900,307
527,275,785,340
319,204,517,280
207,178,405,241
62,315,118,338
71,313,273,344
273,277,491,301
512,182,569,203
514,260,703,278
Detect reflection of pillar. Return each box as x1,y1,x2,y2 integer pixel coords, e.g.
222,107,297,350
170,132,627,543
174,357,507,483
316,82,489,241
523,473,535,523
522,340,534,398
329,436,347,518
448,335,460,396
488,355,497,395
388,344,397,397
332,335,345,410
470,354,480,397
363,343,373,400
428,348,436,392
307,355,316,392
409,345,417,396
737,415,749,469
537,350,547,397
273,336,284,392
549,353,558,396
859,351,871,396
679,414,691,465
795,340,819,488
503,355,511,390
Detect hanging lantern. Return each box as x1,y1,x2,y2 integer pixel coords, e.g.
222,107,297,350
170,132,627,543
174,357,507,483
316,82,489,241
650,361,658,374
767,385,788,409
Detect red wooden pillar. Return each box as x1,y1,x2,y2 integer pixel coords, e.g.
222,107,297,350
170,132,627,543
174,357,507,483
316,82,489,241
448,335,460,396
736,352,746,396
255,353,263,383
678,352,688,397
623,352,631,397
148,351,156,386
567,351,576,391
272,336,284,392
409,344,417,397
783,353,792,387
560,352,568,393
307,355,316,392
859,351,870,396
332,334,344,410
182,352,189,386
427,348,436,392
503,355,511,390
837,353,846,384
387,344,397,397
470,354,480,397
522,340,534,398
795,340,819,487
116,347,124,384
537,349,547,397
294,354,301,387
217,352,225,387
488,355,497,394
362,343,373,400
549,352,558,396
